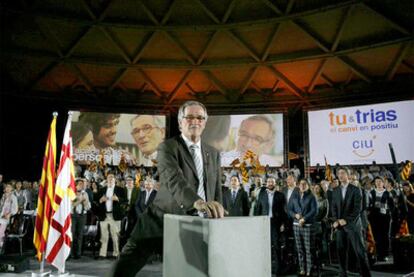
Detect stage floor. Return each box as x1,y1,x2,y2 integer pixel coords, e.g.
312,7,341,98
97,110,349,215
0,254,412,276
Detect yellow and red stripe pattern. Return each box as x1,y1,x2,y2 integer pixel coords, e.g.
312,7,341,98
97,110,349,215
46,113,76,271
324,156,333,182
33,114,57,261
400,160,412,181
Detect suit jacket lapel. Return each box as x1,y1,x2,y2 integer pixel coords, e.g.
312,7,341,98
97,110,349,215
177,136,198,180
201,143,210,201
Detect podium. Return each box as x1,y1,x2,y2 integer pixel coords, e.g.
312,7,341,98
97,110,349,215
163,215,271,277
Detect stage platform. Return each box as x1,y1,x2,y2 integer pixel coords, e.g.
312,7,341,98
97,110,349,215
0,254,412,277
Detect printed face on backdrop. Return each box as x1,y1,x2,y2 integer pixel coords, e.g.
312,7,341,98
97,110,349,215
131,115,165,156
96,118,120,148
77,131,94,150
237,119,274,156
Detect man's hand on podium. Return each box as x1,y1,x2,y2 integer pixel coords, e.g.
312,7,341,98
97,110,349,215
193,199,227,218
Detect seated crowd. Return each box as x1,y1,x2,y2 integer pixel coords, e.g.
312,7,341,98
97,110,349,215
0,161,413,276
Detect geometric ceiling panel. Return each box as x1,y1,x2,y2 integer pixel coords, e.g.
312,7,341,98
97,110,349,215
76,64,122,87
104,1,155,24
1,0,413,109
346,44,400,76
227,0,276,22
36,63,79,91
203,31,255,61
185,70,214,93
138,32,192,61
299,7,346,46
170,30,213,60
233,26,275,58
323,58,352,83
118,70,146,91
266,21,322,56
70,27,126,62
106,28,152,58
143,69,189,93
38,18,91,54
338,5,402,49
201,0,234,21
253,66,279,89
167,1,215,25
210,67,252,90
276,60,323,89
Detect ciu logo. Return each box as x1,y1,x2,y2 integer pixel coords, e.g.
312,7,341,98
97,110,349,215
329,109,397,126
352,135,377,158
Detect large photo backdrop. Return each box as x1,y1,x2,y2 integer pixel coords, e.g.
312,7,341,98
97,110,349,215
202,114,284,167
308,100,414,165
71,111,166,166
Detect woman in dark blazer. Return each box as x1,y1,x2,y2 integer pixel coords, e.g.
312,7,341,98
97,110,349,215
288,179,317,277
368,176,394,261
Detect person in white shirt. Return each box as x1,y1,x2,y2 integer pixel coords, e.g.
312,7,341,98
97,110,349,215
0,184,18,249
71,179,91,259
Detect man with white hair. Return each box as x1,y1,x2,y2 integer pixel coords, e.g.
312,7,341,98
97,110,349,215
130,115,165,166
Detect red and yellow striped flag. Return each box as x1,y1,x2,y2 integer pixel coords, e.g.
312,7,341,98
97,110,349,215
33,113,57,261
401,160,412,181
324,155,333,182
240,161,249,184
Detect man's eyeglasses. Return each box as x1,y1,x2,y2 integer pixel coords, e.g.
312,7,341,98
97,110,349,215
238,131,270,145
131,124,158,136
183,115,206,121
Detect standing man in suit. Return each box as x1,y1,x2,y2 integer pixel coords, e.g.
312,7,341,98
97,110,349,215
110,101,224,277
254,176,287,275
71,179,91,259
331,167,371,277
95,173,127,259
120,176,140,248
135,177,157,218
223,175,249,216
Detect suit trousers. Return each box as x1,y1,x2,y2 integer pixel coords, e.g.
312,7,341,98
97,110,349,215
270,220,280,274
71,213,87,257
99,213,121,257
293,224,313,274
336,226,371,277
108,209,163,277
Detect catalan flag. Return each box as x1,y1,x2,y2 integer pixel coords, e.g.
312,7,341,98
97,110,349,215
240,161,249,184
33,113,57,261
400,160,412,181
324,155,333,182
135,172,141,188
45,112,77,272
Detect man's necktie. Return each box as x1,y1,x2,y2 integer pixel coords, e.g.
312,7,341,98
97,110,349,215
232,191,237,203
190,145,205,201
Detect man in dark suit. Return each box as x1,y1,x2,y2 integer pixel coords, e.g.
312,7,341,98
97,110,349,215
95,173,127,259
254,176,287,274
110,101,224,277
120,176,140,248
331,167,371,277
135,177,157,218
223,175,249,216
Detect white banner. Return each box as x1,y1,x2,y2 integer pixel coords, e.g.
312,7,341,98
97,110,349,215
308,100,414,165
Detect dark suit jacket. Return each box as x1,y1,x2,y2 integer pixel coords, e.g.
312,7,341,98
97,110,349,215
125,187,140,218
223,188,249,216
151,135,223,216
287,190,317,224
331,184,363,230
254,189,287,228
135,190,157,217
95,185,127,221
